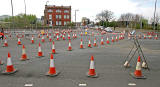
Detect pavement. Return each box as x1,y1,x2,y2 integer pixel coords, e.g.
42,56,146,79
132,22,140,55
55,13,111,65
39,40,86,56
0,29,160,87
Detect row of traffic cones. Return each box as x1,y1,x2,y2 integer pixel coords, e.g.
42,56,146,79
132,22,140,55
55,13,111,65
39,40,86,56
1,52,97,78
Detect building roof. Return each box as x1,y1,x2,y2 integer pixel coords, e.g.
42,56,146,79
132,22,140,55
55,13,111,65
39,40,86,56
45,5,71,9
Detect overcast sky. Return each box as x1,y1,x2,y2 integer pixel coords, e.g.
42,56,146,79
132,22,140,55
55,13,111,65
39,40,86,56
0,0,160,22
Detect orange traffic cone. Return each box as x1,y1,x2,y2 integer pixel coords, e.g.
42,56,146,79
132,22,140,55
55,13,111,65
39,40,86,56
49,34,52,42
100,37,104,45
46,54,60,76
72,33,75,39
111,36,114,42
2,52,18,74
88,38,92,48
56,35,59,41
17,38,22,45
75,33,77,38
3,37,8,47
148,35,152,39
121,35,123,40
46,33,49,38
119,35,121,40
80,38,84,49
62,34,66,40
20,45,29,61
81,32,83,36
68,34,71,40
93,37,97,47
37,43,44,57
115,36,118,42
60,34,62,38
86,56,98,78
106,37,110,44
68,40,72,51
51,41,56,54
41,35,45,42
154,34,158,40
144,34,146,39
31,35,34,44
130,56,146,79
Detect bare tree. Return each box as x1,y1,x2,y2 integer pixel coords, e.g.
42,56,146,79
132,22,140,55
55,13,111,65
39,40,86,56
96,10,114,22
151,14,160,24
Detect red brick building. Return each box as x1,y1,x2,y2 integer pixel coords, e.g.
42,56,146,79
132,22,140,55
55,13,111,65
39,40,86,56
44,5,71,27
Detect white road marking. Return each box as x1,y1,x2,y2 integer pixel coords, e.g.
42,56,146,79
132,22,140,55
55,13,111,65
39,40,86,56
128,83,136,86
24,84,33,87
79,83,87,86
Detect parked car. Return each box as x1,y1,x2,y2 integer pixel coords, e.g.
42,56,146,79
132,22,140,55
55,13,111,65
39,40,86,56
104,27,113,33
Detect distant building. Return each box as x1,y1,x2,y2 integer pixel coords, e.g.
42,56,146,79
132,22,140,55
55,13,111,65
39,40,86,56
0,15,10,21
44,5,71,27
81,17,90,26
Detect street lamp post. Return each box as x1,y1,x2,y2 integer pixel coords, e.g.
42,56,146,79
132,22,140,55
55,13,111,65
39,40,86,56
24,0,27,29
10,0,14,30
153,0,157,31
75,9,79,28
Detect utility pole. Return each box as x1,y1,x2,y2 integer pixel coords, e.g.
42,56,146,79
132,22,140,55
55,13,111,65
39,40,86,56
24,0,27,29
75,9,79,28
153,0,157,31
11,0,14,30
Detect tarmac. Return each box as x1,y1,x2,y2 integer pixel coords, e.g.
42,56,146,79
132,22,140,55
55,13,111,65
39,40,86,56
0,29,160,87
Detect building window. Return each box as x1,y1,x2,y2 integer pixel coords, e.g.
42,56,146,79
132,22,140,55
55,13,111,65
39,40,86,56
49,14,52,19
67,21,70,24
56,21,58,25
59,15,61,19
56,15,58,19
49,21,52,26
56,9,61,13
67,15,69,19
64,21,66,25
56,15,61,19
59,21,61,25
48,9,53,12
64,15,66,19
64,10,69,13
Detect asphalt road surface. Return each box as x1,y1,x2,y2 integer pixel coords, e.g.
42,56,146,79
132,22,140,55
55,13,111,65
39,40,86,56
0,29,160,87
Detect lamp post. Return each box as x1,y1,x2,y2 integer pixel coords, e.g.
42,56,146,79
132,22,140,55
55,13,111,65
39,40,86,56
153,0,157,31
75,9,79,28
24,0,27,29
10,0,14,30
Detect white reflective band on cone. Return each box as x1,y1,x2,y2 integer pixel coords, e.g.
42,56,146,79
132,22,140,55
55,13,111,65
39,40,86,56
88,40,91,44
18,38,20,41
38,47,41,52
101,39,103,41
69,42,71,46
136,62,141,70
94,40,96,43
80,41,83,45
50,59,55,67
22,49,26,54
5,39,7,43
52,44,55,49
90,61,95,69
31,37,34,40
7,58,12,65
